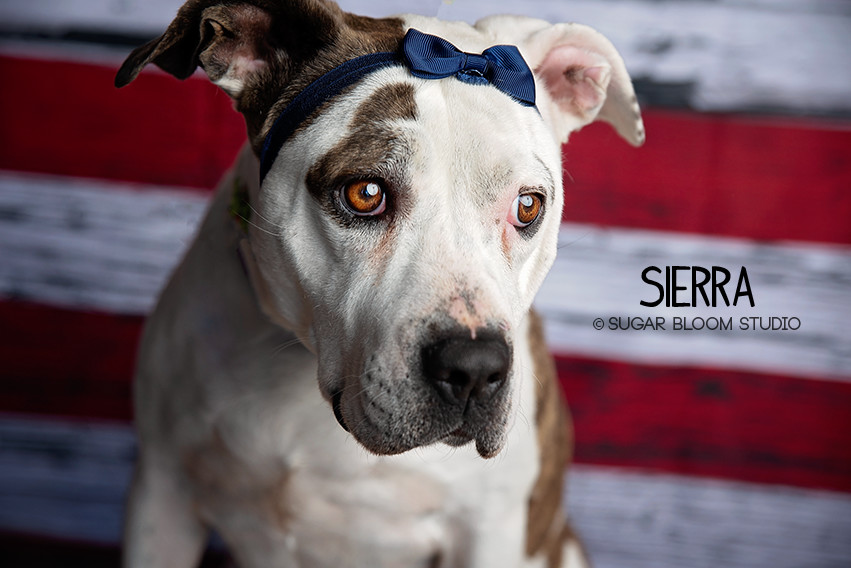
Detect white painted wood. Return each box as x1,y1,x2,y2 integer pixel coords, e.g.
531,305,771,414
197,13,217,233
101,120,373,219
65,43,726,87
2,172,848,380
1,0,848,114
0,172,207,314
566,464,851,568
2,415,850,567
536,224,851,380
0,415,134,545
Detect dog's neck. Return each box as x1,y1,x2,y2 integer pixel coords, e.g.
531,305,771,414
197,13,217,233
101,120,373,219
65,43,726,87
223,148,317,350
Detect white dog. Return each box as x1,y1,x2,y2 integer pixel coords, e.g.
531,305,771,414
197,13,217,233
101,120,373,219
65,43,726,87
115,1,643,566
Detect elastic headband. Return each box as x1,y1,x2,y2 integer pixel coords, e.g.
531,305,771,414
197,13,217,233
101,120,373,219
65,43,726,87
259,29,536,182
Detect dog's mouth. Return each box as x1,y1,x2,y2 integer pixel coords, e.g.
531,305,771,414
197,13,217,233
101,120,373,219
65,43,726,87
331,390,349,432
442,425,474,446
325,327,513,459
330,388,505,458
442,422,505,458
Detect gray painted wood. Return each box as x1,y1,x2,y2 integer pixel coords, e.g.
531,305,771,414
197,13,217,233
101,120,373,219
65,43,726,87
2,173,848,379
1,0,848,115
0,173,207,314
2,415,850,567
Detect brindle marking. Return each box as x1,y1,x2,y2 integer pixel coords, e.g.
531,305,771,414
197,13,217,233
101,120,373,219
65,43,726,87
525,309,577,566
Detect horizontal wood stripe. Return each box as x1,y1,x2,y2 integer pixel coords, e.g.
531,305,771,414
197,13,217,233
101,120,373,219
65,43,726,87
558,356,851,493
0,303,138,421
537,224,851,382
1,414,849,567
1,301,848,492
0,54,245,189
1,54,849,242
566,464,851,568
562,109,851,244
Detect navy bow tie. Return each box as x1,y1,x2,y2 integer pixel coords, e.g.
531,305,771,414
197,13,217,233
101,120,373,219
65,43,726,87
402,29,536,107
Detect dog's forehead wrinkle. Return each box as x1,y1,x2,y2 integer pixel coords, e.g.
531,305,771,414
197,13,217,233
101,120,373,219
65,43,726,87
410,84,555,212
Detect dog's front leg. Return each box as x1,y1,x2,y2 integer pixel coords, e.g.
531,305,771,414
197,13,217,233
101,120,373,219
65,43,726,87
123,457,209,568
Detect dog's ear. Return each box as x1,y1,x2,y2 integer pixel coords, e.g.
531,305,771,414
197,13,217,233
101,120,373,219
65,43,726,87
478,17,644,146
114,0,340,98
530,23,645,146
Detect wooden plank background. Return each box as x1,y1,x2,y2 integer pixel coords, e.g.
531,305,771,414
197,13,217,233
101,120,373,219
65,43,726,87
1,1,850,566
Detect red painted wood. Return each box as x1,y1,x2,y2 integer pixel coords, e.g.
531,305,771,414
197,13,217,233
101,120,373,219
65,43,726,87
2,301,849,492
2,55,850,243
0,302,138,421
0,55,245,189
562,111,851,244
558,356,851,493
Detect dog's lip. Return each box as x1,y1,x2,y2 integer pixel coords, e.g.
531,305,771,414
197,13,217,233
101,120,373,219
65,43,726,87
331,391,350,432
449,425,468,437
440,423,474,446
442,423,504,458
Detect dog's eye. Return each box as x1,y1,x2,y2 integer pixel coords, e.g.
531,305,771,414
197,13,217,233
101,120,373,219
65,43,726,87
342,180,386,216
509,193,543,227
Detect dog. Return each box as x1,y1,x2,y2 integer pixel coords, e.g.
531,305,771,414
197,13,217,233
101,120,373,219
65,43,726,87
115,1,643,566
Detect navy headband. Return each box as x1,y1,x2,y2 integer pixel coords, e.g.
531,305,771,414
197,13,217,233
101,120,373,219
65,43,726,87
259,29,537,182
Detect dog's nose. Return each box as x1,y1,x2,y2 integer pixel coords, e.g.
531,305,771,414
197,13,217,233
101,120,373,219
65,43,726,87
422,334,510,408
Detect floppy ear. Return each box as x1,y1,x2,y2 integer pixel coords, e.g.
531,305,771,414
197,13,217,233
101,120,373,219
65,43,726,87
477,17,644,146
533,23,644,146
114,0,340,98
529,23,645,145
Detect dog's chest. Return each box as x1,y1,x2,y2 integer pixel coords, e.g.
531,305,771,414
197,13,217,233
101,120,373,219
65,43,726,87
296,381,537,567
198,332,541,568
280,409,540,567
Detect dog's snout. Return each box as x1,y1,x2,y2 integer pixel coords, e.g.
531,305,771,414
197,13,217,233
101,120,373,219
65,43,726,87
422,334,510,408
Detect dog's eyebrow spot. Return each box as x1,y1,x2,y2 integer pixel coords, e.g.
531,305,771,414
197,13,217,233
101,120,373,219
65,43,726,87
305,82,417,219
352,82,418,127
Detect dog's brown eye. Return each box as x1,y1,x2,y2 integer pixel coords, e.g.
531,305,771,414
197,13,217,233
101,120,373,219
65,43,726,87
509,193,543,227
342,180,386,216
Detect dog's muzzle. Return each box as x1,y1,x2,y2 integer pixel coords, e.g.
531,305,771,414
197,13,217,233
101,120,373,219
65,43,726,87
330,327,513,458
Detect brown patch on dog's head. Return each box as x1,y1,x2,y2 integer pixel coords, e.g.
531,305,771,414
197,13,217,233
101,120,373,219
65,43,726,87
352,81,418,126
305,82,417,222
115,0,405,148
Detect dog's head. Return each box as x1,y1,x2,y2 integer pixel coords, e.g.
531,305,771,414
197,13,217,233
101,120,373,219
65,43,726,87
118,0,643,458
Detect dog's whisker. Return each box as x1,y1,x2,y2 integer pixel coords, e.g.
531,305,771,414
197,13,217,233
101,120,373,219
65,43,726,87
246,201,278,227
230,204,283,237
517,407,533,431
238,214,285,237
514,361,540,433
557,230,592,250
270,337,304,356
